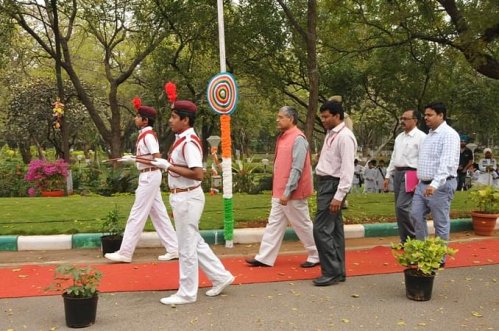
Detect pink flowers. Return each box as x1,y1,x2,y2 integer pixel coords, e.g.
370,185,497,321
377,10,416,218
25,159,69,194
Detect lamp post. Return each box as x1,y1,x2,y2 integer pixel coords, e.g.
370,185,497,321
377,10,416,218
466,143,478,161
261,158,269,173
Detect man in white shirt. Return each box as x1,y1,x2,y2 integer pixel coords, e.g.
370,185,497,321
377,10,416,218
411,102,460,246
384,109,426,243
313,100,357,286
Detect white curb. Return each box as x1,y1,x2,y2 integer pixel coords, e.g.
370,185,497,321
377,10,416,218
18,234,72,251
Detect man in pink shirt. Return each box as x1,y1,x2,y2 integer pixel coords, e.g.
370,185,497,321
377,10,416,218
313,100,357,286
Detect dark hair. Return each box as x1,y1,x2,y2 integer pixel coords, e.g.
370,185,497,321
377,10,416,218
173,109,196,127
424,102,447,120
140,115,155,127
320,100,344,120
279,106,298,125
406,109,420,122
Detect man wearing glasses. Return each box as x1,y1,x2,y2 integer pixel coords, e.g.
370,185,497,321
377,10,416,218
384,110,426,243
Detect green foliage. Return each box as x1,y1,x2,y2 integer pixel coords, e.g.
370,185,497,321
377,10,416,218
232,159,259,194
392,237,457,276
97,166,137,196
47,264,102,298
101,204,124,237
470,185,499,214
0,156,30,197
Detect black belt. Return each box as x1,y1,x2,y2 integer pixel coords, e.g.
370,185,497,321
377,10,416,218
316,175,340,181
421,177,455,185
395,167,416,171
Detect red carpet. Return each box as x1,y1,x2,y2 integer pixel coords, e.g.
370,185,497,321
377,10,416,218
1,239,497,299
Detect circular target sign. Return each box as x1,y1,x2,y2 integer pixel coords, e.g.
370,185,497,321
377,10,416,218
207,72,238,115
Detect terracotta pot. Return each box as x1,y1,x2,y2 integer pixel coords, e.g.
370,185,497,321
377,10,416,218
471,211,498,236
40,190,65,197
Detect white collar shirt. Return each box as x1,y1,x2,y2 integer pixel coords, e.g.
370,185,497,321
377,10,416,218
168,128,203,189
385,127,426,178
136,126,159,170
315,122,358,201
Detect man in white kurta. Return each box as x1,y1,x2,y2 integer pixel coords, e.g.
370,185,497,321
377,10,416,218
152,100,234,305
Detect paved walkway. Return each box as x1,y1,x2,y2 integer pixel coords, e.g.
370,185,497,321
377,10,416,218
1,233,498,330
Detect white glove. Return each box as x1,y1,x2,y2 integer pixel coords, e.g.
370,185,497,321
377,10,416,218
151,158,171,170
117,155,136,164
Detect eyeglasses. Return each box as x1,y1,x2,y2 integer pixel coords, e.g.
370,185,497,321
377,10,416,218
399,117,416,121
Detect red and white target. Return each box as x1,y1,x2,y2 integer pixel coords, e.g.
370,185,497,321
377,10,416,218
207,72,238,115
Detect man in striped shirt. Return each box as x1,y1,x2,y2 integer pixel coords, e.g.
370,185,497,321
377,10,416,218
411,102,460,245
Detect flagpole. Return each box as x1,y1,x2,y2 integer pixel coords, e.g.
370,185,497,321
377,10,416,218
216,0,234,248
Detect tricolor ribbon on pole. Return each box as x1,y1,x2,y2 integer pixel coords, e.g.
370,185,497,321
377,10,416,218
206,0,239,248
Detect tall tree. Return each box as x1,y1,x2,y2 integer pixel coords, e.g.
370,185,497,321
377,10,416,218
1,0,171,158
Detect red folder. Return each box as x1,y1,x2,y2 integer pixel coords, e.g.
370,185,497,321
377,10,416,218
405,170,418,193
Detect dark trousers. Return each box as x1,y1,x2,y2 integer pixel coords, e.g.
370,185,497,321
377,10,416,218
393,170,415,242
457,171,467,191
313,176,345,280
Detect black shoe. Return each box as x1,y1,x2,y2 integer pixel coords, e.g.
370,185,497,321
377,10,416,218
313,275,345,286
300,261,320,268
245,258,271,267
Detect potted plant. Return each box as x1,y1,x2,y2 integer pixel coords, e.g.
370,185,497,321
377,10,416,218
100,204,125,255
25,159,69,197
470,185,499,236
47,264,102,328
392,237,457,301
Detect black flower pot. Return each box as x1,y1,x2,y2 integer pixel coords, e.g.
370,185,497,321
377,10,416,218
101,235,123,255
404,268,435,301
63,293,98,328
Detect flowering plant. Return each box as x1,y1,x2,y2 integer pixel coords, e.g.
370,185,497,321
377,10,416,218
25,159,69,194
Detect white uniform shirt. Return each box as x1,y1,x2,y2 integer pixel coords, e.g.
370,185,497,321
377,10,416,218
168,128,203,189
316,122,357,201
136,126,159,171
385,127,426,178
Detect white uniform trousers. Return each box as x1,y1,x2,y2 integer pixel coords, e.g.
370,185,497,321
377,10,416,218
255,198,319,266
118,170,178,259
170,187,232,301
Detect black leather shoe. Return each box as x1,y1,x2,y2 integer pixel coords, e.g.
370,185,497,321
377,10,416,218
245,258,271,267
300,261,320,268
313,275,345,286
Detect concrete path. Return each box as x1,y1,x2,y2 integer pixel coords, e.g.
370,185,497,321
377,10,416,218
1,233,498,330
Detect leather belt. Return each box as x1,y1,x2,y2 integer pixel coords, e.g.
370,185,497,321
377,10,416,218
139,167,159,173
170,184,201,194
395,167,416,171
421,177,455,185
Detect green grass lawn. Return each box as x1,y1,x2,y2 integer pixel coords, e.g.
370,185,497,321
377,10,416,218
0,191,472,236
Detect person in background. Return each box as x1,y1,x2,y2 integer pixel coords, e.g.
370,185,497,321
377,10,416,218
384,109,426,243
411,102,460,255
245,106,319,268
377,160,387,192
152,98,234,305
105,98,178,263
352,159,364,192
477,148,498,186
457,138,473,191
364,160,381,193
313,100,357,286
